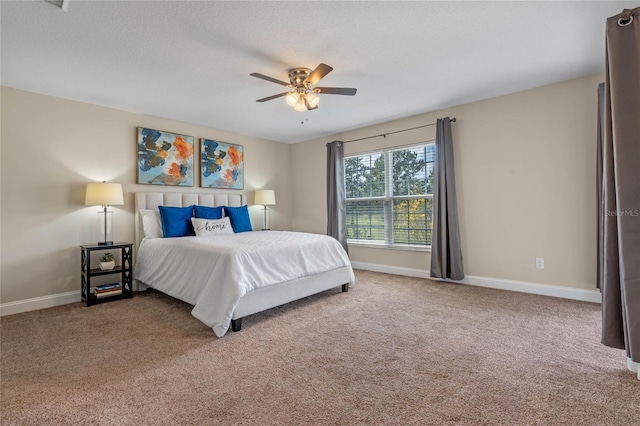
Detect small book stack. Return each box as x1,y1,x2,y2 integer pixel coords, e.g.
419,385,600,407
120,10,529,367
94,283,122,298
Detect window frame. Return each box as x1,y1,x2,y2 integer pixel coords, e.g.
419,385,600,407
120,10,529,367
344,141,434,251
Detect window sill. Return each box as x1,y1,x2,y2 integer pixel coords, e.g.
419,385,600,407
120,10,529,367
347,241,431,253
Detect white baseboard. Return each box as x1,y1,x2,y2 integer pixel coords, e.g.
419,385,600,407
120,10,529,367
0,290,81,317
1,263,602,317
350,261,432,280
351,261,601,303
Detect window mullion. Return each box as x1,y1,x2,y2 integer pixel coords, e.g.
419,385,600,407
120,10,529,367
384,151,393,245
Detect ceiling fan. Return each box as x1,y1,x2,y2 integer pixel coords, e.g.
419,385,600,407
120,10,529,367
250,63,357,111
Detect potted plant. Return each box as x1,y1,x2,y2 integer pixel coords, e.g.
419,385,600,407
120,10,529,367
99,252,115,270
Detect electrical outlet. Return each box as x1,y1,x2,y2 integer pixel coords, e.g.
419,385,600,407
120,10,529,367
536,258,545,269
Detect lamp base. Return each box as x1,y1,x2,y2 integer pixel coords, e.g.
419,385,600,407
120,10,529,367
97,209,114,247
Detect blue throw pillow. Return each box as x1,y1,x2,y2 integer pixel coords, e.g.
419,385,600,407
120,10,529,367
159,205,195,238
194,205,224,220
224,205,252,233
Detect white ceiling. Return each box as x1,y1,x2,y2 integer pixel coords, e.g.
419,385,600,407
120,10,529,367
1,1,635,144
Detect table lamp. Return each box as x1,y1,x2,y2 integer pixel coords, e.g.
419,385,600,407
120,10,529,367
85,182,124,245
254,189,276,231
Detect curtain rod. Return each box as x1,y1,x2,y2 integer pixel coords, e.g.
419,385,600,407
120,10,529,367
343,117,456,144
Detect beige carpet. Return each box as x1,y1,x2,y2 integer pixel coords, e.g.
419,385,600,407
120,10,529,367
1,270,638,425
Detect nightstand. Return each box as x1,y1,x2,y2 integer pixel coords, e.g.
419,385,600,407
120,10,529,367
80,242,133,306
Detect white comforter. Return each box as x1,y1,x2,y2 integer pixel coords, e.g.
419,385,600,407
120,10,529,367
135,231,354,336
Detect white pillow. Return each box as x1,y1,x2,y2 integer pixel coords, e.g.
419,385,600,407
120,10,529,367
141,209,163,239
191,217,234,237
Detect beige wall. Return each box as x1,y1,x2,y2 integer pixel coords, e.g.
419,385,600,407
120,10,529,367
292,73,602,290
0,87,292,304
1,73,602,305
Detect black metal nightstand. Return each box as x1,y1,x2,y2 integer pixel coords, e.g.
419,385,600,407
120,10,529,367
80,242,133,306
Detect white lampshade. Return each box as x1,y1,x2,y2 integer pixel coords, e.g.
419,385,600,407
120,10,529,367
305,93,320,109
285,92,299,107
85,182,124,206
293,95,307,111
254,189,276,206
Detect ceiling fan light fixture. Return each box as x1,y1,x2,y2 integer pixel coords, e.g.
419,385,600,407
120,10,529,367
251,63,357,110
285,92,299,107
293,96,307,112
305,93,320,109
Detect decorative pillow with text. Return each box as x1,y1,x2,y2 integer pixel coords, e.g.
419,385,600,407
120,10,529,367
191,217,234,237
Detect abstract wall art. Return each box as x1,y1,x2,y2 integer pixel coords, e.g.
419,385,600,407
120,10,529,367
137,127,194,186
200,139,244,189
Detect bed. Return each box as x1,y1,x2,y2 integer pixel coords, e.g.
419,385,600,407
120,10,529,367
134,192,354,337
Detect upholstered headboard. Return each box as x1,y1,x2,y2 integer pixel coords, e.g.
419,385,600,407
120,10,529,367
134,191,247,251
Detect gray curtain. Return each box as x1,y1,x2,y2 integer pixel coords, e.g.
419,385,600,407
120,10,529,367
327,141,348,253
599,7,640,366
430,117,464,280
596,83,605,291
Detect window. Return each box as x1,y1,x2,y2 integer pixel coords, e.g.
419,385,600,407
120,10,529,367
345,143,435,248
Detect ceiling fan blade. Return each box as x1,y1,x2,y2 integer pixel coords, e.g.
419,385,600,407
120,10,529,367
250,73,289,87
304,63,333,86
315,87,357,96
256,92,288,102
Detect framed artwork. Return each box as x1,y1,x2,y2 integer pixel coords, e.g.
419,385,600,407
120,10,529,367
200,139,244,189
136,127,194,186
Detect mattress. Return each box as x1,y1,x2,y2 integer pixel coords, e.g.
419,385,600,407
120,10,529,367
135,230,354,336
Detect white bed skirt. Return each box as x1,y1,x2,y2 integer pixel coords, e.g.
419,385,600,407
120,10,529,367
232,266,352,320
